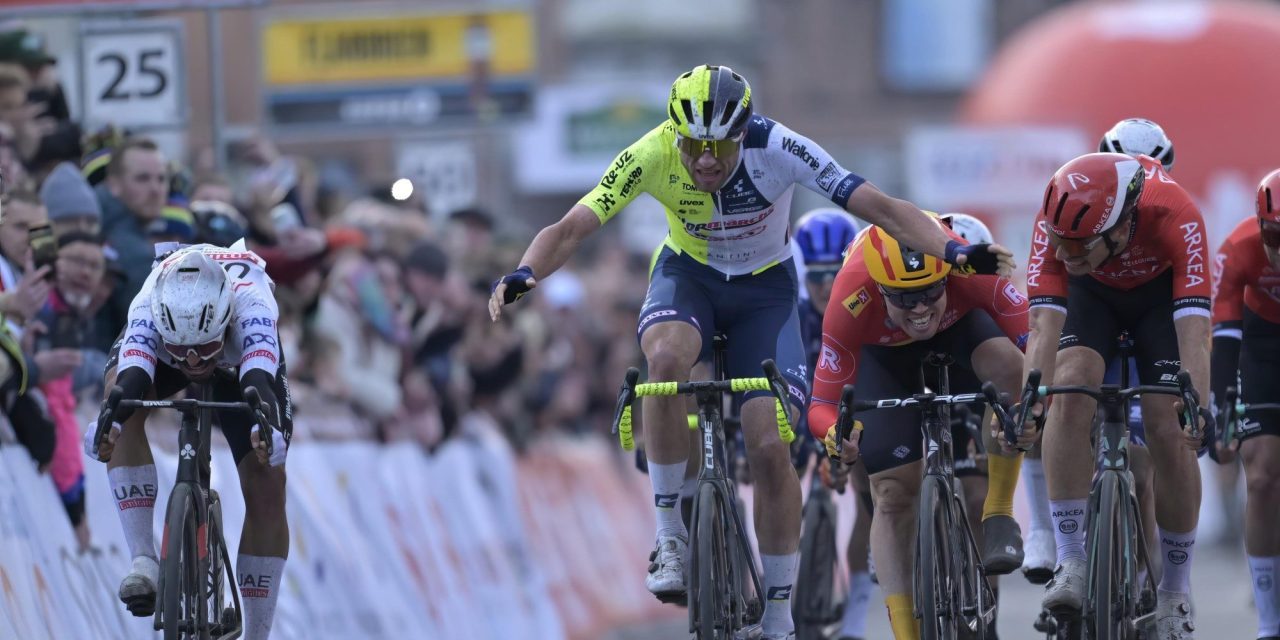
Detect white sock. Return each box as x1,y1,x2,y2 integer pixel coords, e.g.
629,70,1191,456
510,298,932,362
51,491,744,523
238,554,286,640
838,571,873,637
761,553,798,635
1049,499,1088,563
108,465,158,561
648,461,688,539
1157,527,1196,594
1022,458,1053,535
1249,555,1280,636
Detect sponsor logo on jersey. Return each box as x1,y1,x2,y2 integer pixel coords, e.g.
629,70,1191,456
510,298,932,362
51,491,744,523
125,334,158,350
241,317,274,329
1181,222,1206,287
123,348,156,365
242,349,278,364
1027,220,1050,288
843,287,871,318
780,137,821,170
619,167,644,198
594,193,617,213
242,333,278,349
129,318,158,331
1002,282,1026,306
599,151,635,189
815,162,840,192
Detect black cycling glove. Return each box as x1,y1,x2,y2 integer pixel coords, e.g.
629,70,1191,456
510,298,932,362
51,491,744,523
945,240,1002,275
492,265,536,305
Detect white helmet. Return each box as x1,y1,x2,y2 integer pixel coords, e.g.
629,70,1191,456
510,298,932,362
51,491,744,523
945,213,994,245
1099,118,1175,171
150,249,233,352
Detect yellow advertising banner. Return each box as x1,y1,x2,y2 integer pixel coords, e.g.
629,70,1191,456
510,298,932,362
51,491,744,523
262,10,534,85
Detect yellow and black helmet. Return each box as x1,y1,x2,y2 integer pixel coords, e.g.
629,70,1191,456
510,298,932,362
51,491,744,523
668,64,753,141
861,224,950,289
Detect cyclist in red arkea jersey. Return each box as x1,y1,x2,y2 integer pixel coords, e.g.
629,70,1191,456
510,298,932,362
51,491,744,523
1023,153,1211,637
1209,169,1280,640
808,221,1032,639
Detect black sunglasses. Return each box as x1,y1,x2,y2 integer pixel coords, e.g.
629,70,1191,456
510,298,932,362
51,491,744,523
879,279,947,310
804,265,841,284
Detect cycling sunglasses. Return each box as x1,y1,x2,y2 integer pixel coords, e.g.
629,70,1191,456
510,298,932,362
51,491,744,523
1262,223,1280,249
675,133,743,159
879,279,947,310
1047,229,1106,257
163,338,224,362
804,264,841,285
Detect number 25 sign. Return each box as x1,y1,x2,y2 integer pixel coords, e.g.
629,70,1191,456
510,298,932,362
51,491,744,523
81,19,185,128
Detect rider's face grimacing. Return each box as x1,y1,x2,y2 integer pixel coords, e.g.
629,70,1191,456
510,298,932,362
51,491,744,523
884,287,948,341
1053,217,1133,276
679,144,740,193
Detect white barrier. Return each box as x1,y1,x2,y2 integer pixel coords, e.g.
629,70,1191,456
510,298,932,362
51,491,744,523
0,431,678,639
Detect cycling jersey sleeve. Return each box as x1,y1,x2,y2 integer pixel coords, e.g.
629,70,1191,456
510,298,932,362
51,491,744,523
226,262,281,379
1026,219,1068,314
976,275,1030,351
1159,188,1213,319
577,127,659,224
807,274,875,439
116,272,163,381
1210,231,1245,406
765,122,865,209
1211,234,1245,335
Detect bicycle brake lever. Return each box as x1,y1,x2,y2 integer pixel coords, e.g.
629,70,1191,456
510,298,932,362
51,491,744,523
244,386,272,458
981,382,1018,449
93,386,125,458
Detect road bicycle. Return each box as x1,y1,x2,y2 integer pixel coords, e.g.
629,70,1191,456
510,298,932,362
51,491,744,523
832,352,997,640
95,381,271,640
1016,354,1205,640
612,336,796,639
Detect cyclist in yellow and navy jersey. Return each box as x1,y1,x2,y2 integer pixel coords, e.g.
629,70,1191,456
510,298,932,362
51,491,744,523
489,64,1013,639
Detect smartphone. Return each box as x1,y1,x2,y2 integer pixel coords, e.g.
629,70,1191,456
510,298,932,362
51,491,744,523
29,223,57,279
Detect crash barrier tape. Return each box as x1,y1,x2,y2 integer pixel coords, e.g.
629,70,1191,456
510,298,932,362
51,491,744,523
0,425,680,639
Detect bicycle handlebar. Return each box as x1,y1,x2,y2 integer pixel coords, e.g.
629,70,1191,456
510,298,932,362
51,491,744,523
610,359,795,451
1218,386,1280,449
1017,368,1207,441
94,385,274,459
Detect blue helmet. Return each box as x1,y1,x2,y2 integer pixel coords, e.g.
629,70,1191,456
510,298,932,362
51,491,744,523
794,209,861,265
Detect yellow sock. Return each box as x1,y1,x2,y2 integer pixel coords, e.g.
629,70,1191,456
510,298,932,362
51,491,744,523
885,593,920,639
982,452,1023,520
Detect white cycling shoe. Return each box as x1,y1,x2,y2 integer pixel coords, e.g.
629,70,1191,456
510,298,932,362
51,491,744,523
1156,590,1195,639
1042,557,1087,615
645,534,688,597
1021,528,1056,585
118,555,160,617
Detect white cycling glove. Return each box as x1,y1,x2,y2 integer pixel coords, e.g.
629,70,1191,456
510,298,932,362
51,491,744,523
83,420,121,461
250,424,288,467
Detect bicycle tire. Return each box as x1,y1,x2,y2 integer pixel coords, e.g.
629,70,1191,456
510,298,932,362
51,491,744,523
162,483,207,640
206,491,239,638
728,494,761,628
794,486,841,640
951,494,989,640
1088,472,1129,640
694,483,732,640
917,476,959,640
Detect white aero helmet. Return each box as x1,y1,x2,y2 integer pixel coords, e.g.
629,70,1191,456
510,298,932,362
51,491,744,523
151,248,233,352
1099,118,1175,172
944,213,994,245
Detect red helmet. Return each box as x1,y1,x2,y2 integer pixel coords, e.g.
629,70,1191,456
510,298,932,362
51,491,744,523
1256,169,1280,224
1040,152,1145,238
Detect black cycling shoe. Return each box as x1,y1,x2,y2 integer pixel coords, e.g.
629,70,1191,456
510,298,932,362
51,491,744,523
981,515,1025,576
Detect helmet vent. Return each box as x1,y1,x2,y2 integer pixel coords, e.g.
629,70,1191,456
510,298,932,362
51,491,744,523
177,267,199,273
198,305,209,331
680,100,695,126
1111,141,1124,154
1051,191,1070,226
1268,187,1274,214
1150,145,1165,157
1070,205,1091,232
163,306,176,332
718,102,735,127
700,100,713,127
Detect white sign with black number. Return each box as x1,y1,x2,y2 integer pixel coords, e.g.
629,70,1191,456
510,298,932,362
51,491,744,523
80,20,185,128
396,139,478,220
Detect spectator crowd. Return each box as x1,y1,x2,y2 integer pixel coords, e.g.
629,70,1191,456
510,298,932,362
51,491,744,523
0,22,648,551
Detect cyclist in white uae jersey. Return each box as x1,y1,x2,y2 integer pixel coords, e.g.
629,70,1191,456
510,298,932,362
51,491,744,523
85,241,290,640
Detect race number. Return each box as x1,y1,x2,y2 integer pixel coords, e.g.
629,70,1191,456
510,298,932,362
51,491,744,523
81,20,185,128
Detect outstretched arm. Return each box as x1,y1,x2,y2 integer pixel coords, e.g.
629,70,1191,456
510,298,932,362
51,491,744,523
489,205,601,320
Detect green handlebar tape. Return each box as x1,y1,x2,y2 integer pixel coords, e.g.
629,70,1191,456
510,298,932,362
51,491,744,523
775,400,795,443
635,381,679,397
619,406,635,450
731,377,770,393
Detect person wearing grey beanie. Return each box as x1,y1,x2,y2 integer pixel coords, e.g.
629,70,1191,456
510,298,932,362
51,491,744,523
40,161,101,237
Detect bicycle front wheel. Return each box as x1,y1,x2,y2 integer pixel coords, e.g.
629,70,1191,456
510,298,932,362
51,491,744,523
161,483,208,640
794,485,841,640
1087,472,1131,640
693,483,732,640
917,476,959,640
